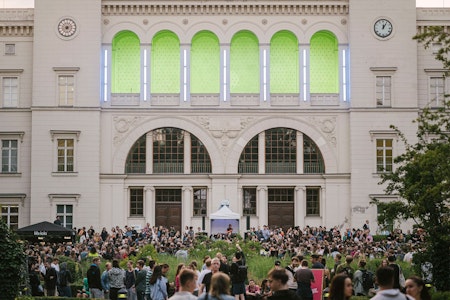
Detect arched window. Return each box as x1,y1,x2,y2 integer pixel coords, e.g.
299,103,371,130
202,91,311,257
238,128,325,174
125,128,212,174
230,30,260,93
310,31,339,94
265,128,296,173
151,30,180,93
112,30,140,93
190,31,220,94
270,31,299,93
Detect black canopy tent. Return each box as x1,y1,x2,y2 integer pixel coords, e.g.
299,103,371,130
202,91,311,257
16,221,75,243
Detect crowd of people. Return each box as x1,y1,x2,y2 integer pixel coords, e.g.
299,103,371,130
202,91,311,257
24,220,430,300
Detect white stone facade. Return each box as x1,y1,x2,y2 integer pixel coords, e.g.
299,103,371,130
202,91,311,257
1,0,449,234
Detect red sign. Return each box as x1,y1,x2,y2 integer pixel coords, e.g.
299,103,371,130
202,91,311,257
311,269,325,300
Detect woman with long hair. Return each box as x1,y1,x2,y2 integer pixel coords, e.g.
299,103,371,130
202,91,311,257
149,265,168,300
328,274,353,300
197,272,234,300
405,276,431,300
174,263,185,292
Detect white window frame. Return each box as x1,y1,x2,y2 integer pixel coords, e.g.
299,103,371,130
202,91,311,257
424,69,448,108
1,69,23,108
129,187,144,217
50,130,80,175
53,67,79,106
0,132,24,175
1,204,19,230
49,194,80,229
370,130,398,175
0,194,25,230
370,67,397,107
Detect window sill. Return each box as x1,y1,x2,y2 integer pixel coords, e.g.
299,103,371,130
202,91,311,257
0,172,21,177
52,172,78,177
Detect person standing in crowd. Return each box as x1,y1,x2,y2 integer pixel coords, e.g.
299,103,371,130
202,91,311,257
331,253,342,279
311,254,325,269
294,260,315,300
370,267,414,300
57,262,73,297
101,262,112,299
125,260,137,300
87,257,104,299
200,258,220,296
168,269,198,300
267,268,300,300
286,256,300,293
260,279,272,300
328,274,353,300
145,260,157,300
388,255,404,290
198,272,235,300
109,259,126,300
134,260,147,300
149,265,169,300
43,260,58,296
405,276,431,300
336,256,355,279
353,259,372,296
230,244,246,300
174,263,185,293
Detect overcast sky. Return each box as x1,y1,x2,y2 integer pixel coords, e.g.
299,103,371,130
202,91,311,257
2,0,450,8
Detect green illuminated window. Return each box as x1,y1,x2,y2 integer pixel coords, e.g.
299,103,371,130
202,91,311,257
230,31,260,93
190,31,220,93
310,31,338,93
270,31,298,93
112,31,140,93
151,30,180,93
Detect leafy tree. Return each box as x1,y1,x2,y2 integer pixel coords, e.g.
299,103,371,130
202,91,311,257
372,26,450,291
0,219,27,300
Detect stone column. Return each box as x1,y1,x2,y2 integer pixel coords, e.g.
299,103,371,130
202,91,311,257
258,132,265,174
184,131,191,174
145,186,155,226
257,186,268,226
146,132,153,174
297,131,304,174
182,186,193,230
295,185,305,228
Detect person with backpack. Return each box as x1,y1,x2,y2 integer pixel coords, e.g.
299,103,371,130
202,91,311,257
353,259,374,296
336,256,355,280
230,244,247,300
57,262,74,297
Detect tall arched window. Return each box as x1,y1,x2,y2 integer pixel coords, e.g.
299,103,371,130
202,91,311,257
190,31,220,94
112,30,140,93
310,31,339,94
230,30,260,93
238,128,325,174
125,128,212,174
270,31,299,93
151,30,180,93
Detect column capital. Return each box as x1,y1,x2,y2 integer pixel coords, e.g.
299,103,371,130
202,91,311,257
295,185,306,191
182,186,193,192
144,186,155,192
257,186,267,192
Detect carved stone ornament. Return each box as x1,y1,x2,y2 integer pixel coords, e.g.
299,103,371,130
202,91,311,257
113,116,142,145
197,116,253,153
308,116,337,146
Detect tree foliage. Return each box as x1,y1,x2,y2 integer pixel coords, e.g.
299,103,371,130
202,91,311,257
371,26,450,291
0,219,27,300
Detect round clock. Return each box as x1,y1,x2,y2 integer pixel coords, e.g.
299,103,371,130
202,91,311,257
374,19,393,38
58,18,77,38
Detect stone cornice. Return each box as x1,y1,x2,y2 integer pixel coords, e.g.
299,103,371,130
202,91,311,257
101,1,349,16
0,9,34,37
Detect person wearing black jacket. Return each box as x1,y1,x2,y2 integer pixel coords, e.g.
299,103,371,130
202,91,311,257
43,261,57,296
230,244,246,300
267,269,300,300
87,257,103,299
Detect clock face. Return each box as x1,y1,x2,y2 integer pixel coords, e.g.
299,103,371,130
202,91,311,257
374,19,393,38
58,18,77,38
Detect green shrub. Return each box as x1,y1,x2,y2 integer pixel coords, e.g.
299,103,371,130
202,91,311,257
431,291,450,300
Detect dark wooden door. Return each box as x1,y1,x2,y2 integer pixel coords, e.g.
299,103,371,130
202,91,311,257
268,202,294,231
155,202,182,231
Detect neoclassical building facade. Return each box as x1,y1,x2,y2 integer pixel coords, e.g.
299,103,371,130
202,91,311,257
1,0,449,233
